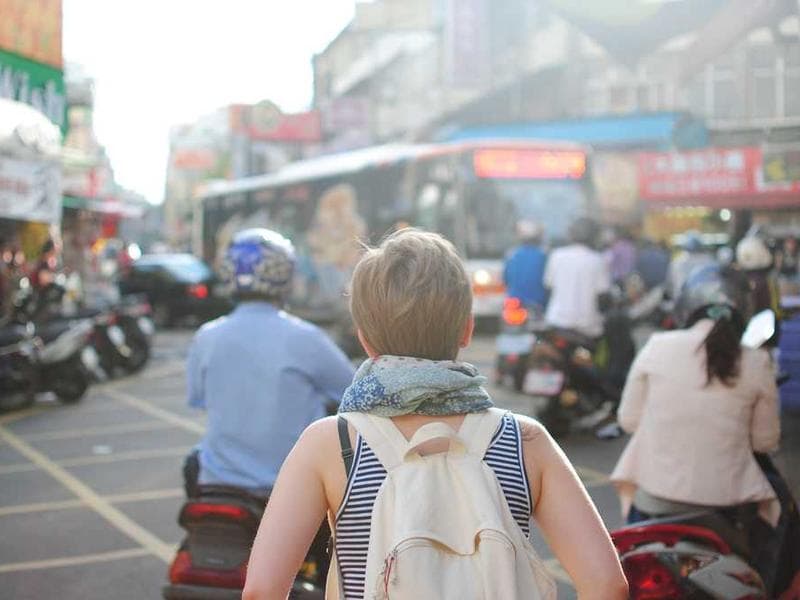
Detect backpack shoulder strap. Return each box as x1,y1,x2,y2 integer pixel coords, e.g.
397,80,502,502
459,407,508,457
340,412,406,470
337,416,354,479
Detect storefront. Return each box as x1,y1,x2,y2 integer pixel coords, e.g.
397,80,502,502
637,145,800,243
0,98,63,257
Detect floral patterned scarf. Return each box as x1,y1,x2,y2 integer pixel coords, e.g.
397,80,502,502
338,355,493,416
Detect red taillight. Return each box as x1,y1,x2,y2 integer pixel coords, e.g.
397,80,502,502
554,336,568,350
612,524,731,555
182,502,251,523
188,284,209,299
624,553,682,599
168,550,246,589
502,297,528,326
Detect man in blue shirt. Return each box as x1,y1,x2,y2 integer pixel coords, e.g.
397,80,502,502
503,221,548,313
185,229,354,495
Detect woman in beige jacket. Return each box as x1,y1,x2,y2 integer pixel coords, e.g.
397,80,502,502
611,265,781,527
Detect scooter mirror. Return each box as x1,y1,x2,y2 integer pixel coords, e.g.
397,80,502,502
741,309,776,349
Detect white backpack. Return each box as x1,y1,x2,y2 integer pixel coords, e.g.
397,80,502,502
327,408,556,600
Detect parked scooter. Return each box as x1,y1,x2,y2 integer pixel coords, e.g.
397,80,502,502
0,280,100,404
162,485,328,599
115,294,154,374
611,310,800,599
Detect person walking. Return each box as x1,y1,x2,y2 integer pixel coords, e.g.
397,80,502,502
243,229,627,600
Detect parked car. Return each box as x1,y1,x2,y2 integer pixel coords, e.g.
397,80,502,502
119,254,232,327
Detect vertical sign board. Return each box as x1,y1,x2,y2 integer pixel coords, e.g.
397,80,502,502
444,0,490,88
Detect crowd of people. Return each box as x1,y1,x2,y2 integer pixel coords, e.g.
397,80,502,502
179,219,800,599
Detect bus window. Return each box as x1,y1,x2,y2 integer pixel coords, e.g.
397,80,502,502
465,179,587,259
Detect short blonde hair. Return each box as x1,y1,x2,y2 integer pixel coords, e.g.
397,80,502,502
350,228,472,360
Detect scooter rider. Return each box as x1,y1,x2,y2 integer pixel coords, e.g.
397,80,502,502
503,220,548,317
184,228,355,496
611,264,799,592
544,216,611,340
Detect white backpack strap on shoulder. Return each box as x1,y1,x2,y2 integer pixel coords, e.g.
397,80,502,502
459,407,508,457
340,412,407,470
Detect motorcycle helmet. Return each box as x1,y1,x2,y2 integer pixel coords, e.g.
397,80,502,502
219,228,295,301
736,236,773,271
568,217,600,247
677,231,704,253
673,263,752,328
517,220,543,243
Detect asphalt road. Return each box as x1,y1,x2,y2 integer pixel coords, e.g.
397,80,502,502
0,329,797,599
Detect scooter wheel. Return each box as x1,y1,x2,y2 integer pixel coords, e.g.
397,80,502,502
122,335,150,373
52,374,89,404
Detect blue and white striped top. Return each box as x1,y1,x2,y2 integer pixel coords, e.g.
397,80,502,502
334,413,532,600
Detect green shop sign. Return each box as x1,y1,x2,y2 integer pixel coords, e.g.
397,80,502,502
0,49,66,133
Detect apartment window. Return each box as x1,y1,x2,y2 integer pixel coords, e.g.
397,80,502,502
687,74,706,116
786,42,800,116
749,43,777,118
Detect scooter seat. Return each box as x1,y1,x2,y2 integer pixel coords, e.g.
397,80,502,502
0,325,30,348
36,320,75,343
546,327,597,351
626,510,752,559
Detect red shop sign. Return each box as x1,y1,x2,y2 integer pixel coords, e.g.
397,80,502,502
639,147,800,208
639,147,758,199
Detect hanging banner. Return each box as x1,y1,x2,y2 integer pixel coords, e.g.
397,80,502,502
0,157,62,223
0,49,66,132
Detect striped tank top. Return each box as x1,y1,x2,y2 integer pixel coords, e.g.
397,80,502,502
334,413,532,600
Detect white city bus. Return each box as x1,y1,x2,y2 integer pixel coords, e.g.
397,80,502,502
199,139,594,323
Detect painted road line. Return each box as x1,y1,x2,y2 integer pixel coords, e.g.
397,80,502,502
56,446,193,468
0,498,84,517
0,548,152,574
0,462,40,476
0,406,44,426
106,488,184,504
22,420,175,442
0,488,184,517
0,425,174,563
105,388,205,434
103,360,184,384
0,447,191,475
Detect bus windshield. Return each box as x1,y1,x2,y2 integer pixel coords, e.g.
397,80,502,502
465,179,587,259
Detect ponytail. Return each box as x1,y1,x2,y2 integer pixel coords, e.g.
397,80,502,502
690,305,745,387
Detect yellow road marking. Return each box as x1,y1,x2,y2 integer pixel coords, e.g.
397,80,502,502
0,488,184,517
0,498,84,517
0,425,174,563
104,388,205,434
0,462,39,476
0,548,152,573
57,446,193,468
22,420,175,442
106,487,184,504
0,406,45,426
0,446,191,475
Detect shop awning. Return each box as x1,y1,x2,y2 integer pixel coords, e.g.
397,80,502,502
442,113,707,150
63,195,144,218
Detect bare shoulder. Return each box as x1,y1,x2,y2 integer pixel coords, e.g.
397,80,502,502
512,413,549,444
300,416,340,447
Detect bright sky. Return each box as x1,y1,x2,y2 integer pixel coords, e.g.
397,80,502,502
62,0,355,204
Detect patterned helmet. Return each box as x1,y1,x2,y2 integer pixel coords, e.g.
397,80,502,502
219,228,295,300
674,263,752,328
